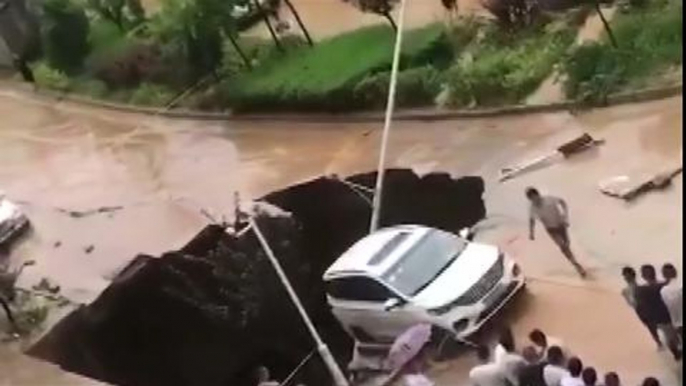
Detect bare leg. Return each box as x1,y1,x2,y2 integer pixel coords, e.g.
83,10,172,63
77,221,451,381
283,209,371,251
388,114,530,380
658,324,682,361
548,228,586,278
640,317,664,348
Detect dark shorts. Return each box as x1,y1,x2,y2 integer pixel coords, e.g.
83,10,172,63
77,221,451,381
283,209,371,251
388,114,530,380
545,226,570,247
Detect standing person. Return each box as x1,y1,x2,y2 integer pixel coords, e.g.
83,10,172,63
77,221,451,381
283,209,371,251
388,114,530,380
560,357,584,386
518,346,547,386
660,264,682,337
581,368,597,386
621,266,662,348
525,187,586,278
494,328,526,386
603,372,621,386
529,329,569,359
469,346,508,386
494,326,517,362
635,265,682,360
543,346,569,386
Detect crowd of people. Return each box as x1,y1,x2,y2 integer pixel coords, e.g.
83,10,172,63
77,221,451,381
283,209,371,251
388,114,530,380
621,264,682,361
468,327,668,386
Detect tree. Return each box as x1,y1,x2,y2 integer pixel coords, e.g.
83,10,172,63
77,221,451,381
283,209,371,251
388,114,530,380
41,0,90,73
591,1,617,47
250,0,283,51
151,0,251,77
282,0,313,46
343,0,399,31
87,0,145,31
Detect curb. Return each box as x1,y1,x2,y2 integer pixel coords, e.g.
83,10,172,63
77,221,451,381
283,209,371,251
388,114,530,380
8,81,683,123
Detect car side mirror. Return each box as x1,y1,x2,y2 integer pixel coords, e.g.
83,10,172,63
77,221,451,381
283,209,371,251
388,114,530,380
384,298,404,311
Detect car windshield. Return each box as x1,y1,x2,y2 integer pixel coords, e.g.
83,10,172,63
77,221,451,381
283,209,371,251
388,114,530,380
381,230,467,297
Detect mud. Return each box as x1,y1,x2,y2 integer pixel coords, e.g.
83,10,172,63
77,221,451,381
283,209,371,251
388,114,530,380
28,170,486,386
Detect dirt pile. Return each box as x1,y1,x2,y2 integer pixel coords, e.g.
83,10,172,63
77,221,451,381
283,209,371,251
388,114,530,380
28,169,486,386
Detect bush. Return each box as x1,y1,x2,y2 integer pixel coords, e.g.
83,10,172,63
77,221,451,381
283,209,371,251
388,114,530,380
129,83,175,106
562,0,682,101
353,66,443,108
223,23,451,112
41,0,90,73
71,78,109,98
33,62,71,91
446,27,574,107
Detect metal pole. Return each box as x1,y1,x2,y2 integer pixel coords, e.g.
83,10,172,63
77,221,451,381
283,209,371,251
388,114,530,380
248,217,350,386
369,0,409,234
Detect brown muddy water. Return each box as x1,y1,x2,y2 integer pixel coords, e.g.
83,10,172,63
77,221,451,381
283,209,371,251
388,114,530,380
0,87,682,385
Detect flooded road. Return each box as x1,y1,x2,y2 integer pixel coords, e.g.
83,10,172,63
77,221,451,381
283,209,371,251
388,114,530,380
0,86,682,385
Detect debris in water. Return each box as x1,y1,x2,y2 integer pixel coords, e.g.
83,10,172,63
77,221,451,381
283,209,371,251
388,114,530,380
499,133,604,182
57,206,124,219
29,169,486,386
84,245,94,254
599,165,683,200
33,278,60,294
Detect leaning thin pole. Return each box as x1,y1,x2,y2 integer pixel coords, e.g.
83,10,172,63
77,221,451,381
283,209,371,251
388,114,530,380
369,0,409,234
248,217,350,386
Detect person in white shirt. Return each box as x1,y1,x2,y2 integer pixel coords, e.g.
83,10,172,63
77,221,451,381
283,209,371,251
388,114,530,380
660,264,683,336
526,187,586,278
470,346,508,386
494,328,526,386
529,329,570,359
560,357,584,386
543,346,570,386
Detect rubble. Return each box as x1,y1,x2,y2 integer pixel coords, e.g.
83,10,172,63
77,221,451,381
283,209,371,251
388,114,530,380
28,169,486,386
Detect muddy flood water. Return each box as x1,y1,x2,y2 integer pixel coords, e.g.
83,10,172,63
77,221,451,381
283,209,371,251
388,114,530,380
0,86,682,385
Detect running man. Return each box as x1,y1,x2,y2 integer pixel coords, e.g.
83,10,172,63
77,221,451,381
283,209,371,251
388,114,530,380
526,187,587,278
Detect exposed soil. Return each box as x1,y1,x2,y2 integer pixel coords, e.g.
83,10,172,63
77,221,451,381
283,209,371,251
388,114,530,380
28,169,486,386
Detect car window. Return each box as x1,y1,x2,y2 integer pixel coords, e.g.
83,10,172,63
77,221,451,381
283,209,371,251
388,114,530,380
381,229,467,296
326,276,395,302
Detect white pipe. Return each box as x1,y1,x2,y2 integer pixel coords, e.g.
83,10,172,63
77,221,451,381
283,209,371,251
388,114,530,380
248,217,350,386
369,0,409,234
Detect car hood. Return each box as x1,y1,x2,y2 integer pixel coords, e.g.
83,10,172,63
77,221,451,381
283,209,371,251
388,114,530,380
411,242,499,309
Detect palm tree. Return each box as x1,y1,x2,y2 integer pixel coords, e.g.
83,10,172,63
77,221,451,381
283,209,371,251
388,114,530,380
253,0,283,52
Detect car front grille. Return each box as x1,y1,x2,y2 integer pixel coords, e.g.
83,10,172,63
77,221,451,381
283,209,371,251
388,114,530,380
456,255,504,306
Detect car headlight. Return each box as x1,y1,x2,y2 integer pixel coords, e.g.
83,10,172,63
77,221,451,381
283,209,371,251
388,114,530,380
452,318,469,333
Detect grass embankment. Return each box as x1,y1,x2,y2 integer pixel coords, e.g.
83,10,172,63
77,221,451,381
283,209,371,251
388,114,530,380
563,0,682,102
220,23,452,112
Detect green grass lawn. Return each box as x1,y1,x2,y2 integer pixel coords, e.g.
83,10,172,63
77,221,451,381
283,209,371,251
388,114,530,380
563,0,682,102
222,23,451,112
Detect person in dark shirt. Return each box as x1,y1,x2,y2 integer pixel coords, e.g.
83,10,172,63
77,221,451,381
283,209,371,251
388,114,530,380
635,265,682,360
519,345,546,386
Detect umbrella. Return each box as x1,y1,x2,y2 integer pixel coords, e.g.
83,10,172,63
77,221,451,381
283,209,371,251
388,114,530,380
385,323,433,371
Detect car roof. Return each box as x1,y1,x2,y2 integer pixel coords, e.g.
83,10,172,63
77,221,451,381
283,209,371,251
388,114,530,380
323,224,435,280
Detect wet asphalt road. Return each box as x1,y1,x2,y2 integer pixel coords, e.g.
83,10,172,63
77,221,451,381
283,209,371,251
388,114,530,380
0,86,682,385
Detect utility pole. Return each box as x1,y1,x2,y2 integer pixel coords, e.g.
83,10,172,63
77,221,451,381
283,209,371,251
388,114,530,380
369,0,409,234
248,217,350,386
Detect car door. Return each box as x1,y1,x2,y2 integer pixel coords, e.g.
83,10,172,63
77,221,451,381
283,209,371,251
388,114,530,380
327,276,421,342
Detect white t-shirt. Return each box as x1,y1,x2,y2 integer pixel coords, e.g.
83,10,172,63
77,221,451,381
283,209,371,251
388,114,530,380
497,352,526,386
560,375,585,386
660,281,682,327
543,365,570,386
530,196,568,229
469,363,509,386
403,373,434,386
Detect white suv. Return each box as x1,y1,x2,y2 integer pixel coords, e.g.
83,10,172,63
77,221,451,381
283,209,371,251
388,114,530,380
323,225,524,343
